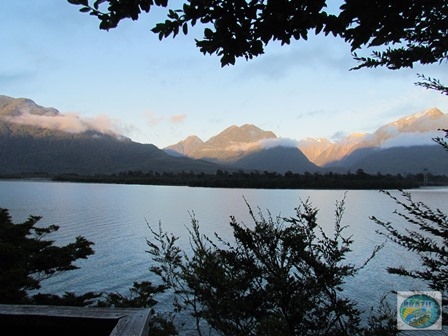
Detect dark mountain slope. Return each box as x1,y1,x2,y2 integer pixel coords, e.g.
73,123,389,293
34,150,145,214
0,121,221,175
338,145,448,175
233,147,321,174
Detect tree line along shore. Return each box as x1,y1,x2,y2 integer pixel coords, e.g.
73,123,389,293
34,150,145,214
30,169,448,189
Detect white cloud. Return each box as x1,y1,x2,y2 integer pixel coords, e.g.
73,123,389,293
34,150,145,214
381,131,441,148
6,111,126,135
259,137,298,149
223,137,298,152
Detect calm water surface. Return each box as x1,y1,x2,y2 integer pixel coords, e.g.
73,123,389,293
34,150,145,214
1,180,446,330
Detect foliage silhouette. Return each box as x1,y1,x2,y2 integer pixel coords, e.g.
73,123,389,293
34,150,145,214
369,130,448,328
0,208,98,305
144,195,395,335
68,0,447,93
434,129,448,152
0,207,175,334
371,189,448,325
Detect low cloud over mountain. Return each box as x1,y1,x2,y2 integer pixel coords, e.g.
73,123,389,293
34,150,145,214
380,131,443,148
0,95,126,137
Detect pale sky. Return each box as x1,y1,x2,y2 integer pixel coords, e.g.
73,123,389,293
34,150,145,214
1,1,447,148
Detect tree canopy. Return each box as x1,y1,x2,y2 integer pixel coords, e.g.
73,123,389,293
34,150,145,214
68,1,447,74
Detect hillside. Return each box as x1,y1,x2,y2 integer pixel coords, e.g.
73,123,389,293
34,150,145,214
233,147,320,174
330,145,448,175
0,96,223,175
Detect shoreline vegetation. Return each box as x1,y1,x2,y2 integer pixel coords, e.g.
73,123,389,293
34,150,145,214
2,170,448,189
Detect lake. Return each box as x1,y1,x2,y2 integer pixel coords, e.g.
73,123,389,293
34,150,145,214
1,180,446,332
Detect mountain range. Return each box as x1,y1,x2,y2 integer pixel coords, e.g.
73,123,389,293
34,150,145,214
164,107,448,175
1,94,447,176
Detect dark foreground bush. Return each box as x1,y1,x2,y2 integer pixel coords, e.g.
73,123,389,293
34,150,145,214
144,195,397,335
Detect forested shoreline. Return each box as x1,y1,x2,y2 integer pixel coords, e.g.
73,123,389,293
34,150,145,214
42,169,448,190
